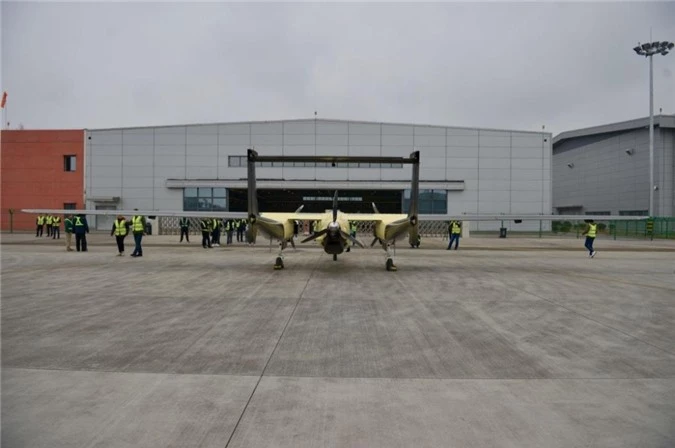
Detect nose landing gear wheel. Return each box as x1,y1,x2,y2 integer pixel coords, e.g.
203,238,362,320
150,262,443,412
385,258,397,271
274,257,284,269
333,254,337,261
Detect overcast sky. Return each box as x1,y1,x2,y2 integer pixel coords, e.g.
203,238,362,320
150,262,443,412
1,1,674,136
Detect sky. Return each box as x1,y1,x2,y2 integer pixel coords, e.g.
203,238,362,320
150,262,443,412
1,1,674,137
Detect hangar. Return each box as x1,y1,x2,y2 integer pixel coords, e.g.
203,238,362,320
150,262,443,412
83,118,552,231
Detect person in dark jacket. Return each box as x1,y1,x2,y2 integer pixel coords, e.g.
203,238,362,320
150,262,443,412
179,217,190,243
73,214,89,252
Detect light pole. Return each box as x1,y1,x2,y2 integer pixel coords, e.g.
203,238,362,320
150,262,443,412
633,40,674,217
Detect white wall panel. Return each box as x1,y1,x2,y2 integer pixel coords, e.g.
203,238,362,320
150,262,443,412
89,187,122,197
447,135,479,146
478,147,510,158
512,147,543,159
414,135,445,146
251,133,283,145
511,191,543,202
91,145,122,156
187,134,218,145
255,168,282,178
414,126,445,136
155,126,186,134
251,123,282,134
187,125,218,134
348,146,380,156
283,121,314,134
479,180,510,191
187,146,218,157
122,131,154,145
122,145,153,157
447,158,478,169
89,130,122,145
510,202,543,213
380,146,410,157
421,156,446,168
445,168,476,180
512,134,543,148
479,158,510,169
219,124,250,135
154,156,186,167
123,166,152,178
283,168,316,180
254,145,283,155
382,124,412,135
317,134,348,146
154,166,184,178
511,180,542,191
121,187,153,198
186,166,217,178
447,128,478,137
90,165,121,177
316,146,348,156
218,145,248,157
153,197,182,210
348,134,380,146
513,158,544,170
320,168,348,180
90,177,121,188
283,145,315,156
348,168,380,181
154,145,185,156
284,134,315,145
511,169,543,181
186,156,217,167
478,200,510,213
479,168,510,181
122,177,153,188
479,135,510,147
421,168,445,180
348,123,380,135
122,156,153,167
446,147,478,158
219,134,250,145
382,135,413,146
317,122,348,134
92,155,122,167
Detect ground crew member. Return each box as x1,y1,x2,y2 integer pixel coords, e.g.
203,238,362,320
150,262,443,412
211,218,221,247
46,215,53,236
130,211,146,257
179,217,190,242
110,215,130,255
447,220,462,250
51,215,61,239
36,215,45,237
200,218,212,248
350,221,357,246
73,214,89,252
582,220,597,258
64,214,74,251
226,220,234,244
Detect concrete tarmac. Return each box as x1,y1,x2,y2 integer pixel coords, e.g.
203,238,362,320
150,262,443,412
2,238,674,447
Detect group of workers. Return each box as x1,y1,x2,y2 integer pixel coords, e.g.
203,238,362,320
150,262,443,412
183,218,248,249
35,213,600,258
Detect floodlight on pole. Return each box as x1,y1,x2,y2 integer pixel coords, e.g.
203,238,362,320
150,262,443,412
633,39,673,217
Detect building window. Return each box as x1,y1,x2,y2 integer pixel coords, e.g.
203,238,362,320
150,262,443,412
183,187,227,211
64,203,77,210
64,155,76,171
402,189,447,214
619,210,648,216
227,154,403,168
585,211,611,215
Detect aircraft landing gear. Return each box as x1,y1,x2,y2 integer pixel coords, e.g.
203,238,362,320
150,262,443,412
386,258,397,271
333,254,337,261
274,241,286,270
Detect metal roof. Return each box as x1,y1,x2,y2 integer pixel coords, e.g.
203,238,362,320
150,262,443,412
552,114,675,146
85,117,550,136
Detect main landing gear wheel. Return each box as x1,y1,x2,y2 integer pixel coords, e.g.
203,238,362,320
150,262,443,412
333,254,337,261
274,257,284,270
385,258,397,271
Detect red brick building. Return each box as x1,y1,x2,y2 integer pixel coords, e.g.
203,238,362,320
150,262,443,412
1,130,84,231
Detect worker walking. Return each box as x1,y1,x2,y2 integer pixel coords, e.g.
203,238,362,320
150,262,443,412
130,211,146,257
350,221,357,246
111,215,130,256
226,220,234,245
36,215,45,237
179,217,190,242
52,216,61,239
211,218,221,247
582,220,598,258
73,214,89,252
64,214,74,251
447,220,462,250
200,218,212,248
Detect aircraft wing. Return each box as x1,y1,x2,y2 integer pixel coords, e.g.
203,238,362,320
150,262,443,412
418,214,650,221
21,208,248,219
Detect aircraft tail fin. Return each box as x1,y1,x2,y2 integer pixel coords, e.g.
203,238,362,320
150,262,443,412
246,148,259,243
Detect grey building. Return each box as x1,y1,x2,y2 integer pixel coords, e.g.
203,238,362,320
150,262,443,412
552,115,675,217
84,118,552,231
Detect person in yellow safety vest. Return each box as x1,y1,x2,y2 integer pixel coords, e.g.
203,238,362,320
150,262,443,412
211,218,221,247
46,215,54,237
581,220,598,258
64,214,74,251
312,220,319,235
73,214,89,252
110,215,130,256
447,220,462,250
349,222,357,246
226,219,234,245
36,215,45,237
130,210,146,257
51,215,61,239
200,218,212,248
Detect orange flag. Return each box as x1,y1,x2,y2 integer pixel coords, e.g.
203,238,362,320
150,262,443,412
0,91,6,109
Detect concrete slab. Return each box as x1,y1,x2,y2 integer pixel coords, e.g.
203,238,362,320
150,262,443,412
227,376,675,448
2,242,674,447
